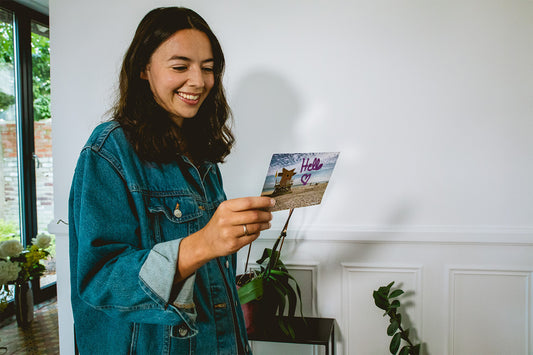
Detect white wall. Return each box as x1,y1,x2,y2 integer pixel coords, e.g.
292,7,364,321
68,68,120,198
51,0,533,354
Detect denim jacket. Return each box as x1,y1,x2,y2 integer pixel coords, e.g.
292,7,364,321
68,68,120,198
69,122,250,354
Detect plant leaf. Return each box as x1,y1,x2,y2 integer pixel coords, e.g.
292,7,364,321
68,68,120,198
256,248,272,265
411,344,421,355
399,346,410,355
280,278,298,316
373,291,390,311
278,317,289,335
274,271,305,318
376,281,395,299
389,289,404,298
387,319,399,336
288,324,295,338
269,269,291,278
390,332,401,354
278,318,296,339
271,283,288,316
237,277,263,304
390,300,401,308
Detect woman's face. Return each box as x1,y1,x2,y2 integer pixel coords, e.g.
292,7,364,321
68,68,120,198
141,29,215,126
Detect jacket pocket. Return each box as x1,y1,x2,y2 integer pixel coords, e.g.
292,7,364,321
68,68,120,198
146,193,202,243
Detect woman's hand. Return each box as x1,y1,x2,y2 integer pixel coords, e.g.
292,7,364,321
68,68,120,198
200,196,275,257
175,196,274,282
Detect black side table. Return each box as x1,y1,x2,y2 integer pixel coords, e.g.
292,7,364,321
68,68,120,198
247,316,335,355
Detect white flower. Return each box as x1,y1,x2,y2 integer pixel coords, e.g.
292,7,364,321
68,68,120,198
0,239,23,258
32,233,52,249
0,260,21,285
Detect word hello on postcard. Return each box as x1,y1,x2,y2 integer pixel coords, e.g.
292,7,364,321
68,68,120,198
260,152,340,212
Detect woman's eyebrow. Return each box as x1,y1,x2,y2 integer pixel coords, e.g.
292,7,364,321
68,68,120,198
168,55,214,64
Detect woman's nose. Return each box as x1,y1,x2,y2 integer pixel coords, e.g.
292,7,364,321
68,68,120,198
187,67,205,88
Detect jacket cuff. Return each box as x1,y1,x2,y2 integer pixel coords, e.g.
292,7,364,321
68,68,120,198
139,239,197,322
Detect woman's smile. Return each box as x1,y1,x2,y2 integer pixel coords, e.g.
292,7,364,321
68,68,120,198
177,91,201,104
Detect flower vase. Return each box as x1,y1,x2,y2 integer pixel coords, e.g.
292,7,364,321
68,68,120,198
14,281,34,327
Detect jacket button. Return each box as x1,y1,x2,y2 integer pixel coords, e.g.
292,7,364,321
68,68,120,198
178,325,188,337
173,208,182,218
225,260,229,269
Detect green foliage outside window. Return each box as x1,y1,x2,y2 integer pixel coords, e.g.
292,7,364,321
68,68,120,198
0,219,18,242
0,17,50,121
0,91,15,112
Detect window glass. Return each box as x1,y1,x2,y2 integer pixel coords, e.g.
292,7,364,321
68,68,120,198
31,20,55,287
0,8,21,245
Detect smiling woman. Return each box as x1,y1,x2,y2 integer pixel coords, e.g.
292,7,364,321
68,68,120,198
112,7,233,165
69,7,274,354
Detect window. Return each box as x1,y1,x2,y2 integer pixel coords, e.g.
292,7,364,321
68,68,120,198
0,1,54,302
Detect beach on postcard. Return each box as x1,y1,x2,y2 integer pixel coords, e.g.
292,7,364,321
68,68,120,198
262,181,329,212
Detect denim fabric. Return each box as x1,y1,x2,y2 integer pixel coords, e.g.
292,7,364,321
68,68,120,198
69,122,251,354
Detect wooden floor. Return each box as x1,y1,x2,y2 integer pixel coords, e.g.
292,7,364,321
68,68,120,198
0,298,59,355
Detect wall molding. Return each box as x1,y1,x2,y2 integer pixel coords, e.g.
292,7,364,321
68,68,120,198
50,218,533,245
284,262,319,317
341,264,423,355
259,224,533,246
446,266,532,355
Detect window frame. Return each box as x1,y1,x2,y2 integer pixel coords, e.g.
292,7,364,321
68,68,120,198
0,1,55,306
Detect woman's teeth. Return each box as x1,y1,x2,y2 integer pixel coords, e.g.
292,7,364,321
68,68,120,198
178,92,200,100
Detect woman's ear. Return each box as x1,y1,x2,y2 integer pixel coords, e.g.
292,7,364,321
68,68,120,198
140,65,149,80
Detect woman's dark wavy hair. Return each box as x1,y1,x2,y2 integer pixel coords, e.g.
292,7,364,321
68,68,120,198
112,7,234,164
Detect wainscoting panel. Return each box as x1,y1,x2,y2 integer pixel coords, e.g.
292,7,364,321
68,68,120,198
448,268,532,355
341,264,422,355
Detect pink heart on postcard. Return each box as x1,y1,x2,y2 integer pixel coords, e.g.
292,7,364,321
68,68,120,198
301,174,311,185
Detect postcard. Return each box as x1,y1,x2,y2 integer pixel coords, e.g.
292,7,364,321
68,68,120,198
260,152,340,212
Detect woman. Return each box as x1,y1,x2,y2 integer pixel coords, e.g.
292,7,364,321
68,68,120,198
69,7,273,354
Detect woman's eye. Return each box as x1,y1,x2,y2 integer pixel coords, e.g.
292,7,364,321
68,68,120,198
202,67,214,73
172,66,187,72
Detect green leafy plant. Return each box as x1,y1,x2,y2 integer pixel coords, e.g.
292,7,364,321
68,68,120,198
237,209,304,337
373,281,421,355
0,91,15,113
0,219,18,242
0,19,50,121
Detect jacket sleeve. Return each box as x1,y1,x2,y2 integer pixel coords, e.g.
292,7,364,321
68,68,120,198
69,147,197,330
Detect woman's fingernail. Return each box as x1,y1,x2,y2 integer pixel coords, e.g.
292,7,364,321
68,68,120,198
270,198,276,206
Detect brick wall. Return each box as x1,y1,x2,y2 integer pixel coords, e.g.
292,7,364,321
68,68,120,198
0,119,54,232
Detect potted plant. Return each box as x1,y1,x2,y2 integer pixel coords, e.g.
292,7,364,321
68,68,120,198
0,233,52,326
373,281,421,355
237,209,304,337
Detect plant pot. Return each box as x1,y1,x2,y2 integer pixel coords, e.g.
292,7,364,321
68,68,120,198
237,273,278,334
240,298,261,333
14,281,34,327
237,273,258,333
